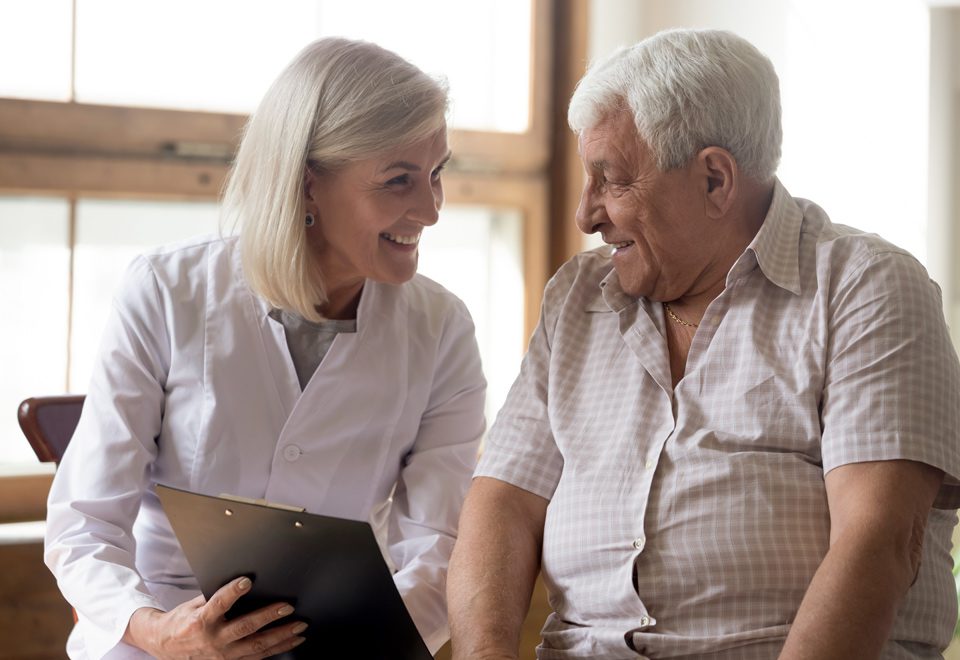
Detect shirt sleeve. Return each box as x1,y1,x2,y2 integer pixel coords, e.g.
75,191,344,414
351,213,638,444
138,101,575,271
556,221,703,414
386,297,486,654
44,255,170,659
474,270,566,501
820,248,960,508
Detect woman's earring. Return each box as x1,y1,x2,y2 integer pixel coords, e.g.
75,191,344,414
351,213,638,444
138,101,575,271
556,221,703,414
305,213,316,227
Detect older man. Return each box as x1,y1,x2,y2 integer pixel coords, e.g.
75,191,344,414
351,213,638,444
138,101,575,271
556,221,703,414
448,28,960,660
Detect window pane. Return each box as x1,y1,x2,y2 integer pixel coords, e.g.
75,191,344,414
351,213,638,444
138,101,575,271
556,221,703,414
0,0,72,101
316,0,532,133
74,0,318,114
0,197,70,467
70,200,220,391
73,0,531,132
419,206,525,429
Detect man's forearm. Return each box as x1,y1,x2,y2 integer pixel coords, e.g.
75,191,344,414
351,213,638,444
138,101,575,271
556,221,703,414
780,460,940,660
779,529,912,660
447,477,548,660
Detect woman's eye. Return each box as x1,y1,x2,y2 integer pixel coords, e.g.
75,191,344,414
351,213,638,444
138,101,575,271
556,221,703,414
385,174,411,187
431,164,445,180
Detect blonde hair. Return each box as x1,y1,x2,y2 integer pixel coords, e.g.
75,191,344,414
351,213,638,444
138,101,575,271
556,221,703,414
222,38,448,321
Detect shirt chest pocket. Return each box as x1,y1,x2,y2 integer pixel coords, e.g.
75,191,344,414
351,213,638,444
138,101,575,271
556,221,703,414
686,366,823,459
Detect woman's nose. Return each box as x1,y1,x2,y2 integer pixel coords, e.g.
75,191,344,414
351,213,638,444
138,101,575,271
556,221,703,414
410,181,441,226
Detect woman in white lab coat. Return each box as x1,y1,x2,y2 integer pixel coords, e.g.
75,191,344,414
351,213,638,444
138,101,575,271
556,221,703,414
44,37,485,660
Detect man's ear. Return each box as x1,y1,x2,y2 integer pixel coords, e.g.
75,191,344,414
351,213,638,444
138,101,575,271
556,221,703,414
696,147,738,218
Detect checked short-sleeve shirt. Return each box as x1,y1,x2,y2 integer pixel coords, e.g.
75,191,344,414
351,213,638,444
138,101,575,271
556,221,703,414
476,180,960,659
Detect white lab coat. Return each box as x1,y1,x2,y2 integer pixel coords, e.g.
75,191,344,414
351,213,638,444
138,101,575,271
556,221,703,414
44,235,486,659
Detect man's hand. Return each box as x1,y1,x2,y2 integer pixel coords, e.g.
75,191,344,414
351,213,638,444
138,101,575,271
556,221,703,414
123,576,307,659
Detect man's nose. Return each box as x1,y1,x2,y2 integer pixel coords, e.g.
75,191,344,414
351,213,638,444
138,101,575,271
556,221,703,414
575,181,601,235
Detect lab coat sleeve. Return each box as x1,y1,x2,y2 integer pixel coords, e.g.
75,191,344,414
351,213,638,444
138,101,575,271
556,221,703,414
44,255,170,659
387,297,486,654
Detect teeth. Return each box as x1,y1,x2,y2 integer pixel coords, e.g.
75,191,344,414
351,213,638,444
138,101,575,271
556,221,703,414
612,241,632,249
381,232,420,245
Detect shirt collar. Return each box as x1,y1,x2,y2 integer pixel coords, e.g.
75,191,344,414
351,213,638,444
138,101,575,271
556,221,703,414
583,262,634,313
739,177,803,296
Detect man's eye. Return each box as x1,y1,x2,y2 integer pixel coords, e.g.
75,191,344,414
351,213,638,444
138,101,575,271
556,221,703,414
431,164,445,180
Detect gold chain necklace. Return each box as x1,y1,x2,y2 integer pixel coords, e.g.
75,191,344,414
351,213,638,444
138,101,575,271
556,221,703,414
663,302,698,328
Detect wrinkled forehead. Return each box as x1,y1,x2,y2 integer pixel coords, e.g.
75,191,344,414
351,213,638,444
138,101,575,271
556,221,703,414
577,111,649,169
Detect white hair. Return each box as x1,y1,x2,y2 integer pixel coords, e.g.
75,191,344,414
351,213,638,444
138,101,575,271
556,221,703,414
222,38,448,322
568,28,781,181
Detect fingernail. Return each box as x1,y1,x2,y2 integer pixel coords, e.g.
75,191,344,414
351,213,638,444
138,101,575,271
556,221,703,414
292,622,308,634
292,636,306,647
277,604,295,616
237,577,251,591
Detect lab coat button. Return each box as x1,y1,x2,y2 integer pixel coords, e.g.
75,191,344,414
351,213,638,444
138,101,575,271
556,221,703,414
632,537,645,551
282,444,302,462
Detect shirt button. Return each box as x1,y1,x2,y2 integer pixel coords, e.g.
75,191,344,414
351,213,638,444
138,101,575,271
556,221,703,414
632,537,645,551
282,444,302,462
644,459,655,470
639,616,650,627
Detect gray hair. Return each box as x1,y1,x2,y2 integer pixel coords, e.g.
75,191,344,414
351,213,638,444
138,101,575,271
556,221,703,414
568,28,781,181
223,38,449,321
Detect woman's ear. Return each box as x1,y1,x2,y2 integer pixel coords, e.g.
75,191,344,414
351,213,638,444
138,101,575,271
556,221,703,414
696,147,738,218
303,167,319,205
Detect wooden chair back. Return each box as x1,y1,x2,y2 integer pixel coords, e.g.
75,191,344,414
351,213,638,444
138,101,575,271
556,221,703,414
17,395,85,464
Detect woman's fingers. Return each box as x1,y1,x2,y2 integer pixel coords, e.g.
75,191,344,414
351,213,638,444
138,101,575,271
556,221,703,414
200,576,255,623
192,576,301,656
231,621,308,659
219,601,300,645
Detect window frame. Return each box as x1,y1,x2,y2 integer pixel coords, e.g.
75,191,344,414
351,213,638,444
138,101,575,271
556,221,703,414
0,0,590,508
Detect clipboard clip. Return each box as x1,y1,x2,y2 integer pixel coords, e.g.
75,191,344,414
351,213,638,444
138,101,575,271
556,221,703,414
218,493,306,513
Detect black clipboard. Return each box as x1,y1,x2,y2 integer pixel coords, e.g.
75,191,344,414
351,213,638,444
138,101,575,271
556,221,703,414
156,484,433,660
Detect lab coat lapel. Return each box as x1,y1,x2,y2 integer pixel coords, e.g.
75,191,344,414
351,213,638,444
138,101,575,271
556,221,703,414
266,281,410,516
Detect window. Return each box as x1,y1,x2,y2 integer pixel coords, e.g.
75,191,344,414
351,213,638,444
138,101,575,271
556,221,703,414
0,0,533,133
0,198,70,465
69,200,222,391
0,0,72,101
420,207,526,422
0,0,554,471
71,0,531,132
